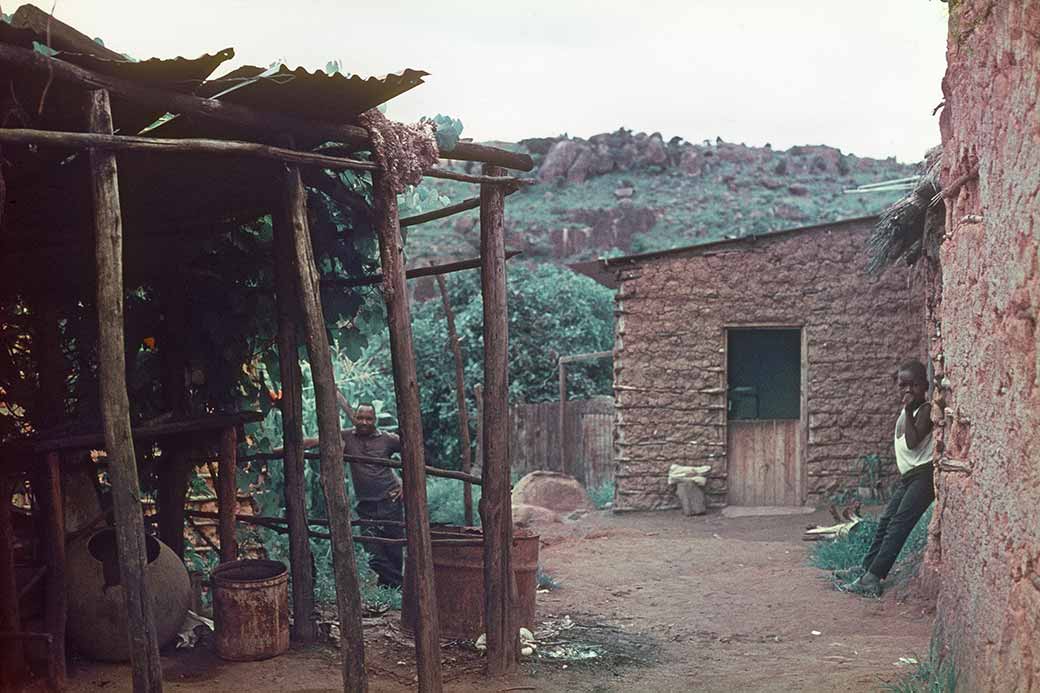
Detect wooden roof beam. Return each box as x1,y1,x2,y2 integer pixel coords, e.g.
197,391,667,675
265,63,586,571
0,43,534,171
0,128,533,185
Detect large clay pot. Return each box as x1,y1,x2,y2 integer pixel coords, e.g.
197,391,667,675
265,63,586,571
66,528,191,661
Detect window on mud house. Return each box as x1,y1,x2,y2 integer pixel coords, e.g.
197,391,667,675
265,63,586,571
726,328,801,420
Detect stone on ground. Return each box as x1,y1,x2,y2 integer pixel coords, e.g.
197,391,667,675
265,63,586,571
512,471,592,513
512,503,562,527
675,480,707,516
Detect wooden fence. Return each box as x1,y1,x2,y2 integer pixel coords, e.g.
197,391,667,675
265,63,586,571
506,396,614,489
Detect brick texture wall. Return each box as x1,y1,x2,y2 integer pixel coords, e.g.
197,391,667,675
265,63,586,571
611,218,926,510
922,2,1040,690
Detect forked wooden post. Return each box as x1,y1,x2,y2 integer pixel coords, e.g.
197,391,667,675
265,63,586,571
479,164,518,675
272,207,318,642
434,272,474,526
216,427,238,562
282,159,367,692
88,88,163,693
371,168,443,693
0,474,25,686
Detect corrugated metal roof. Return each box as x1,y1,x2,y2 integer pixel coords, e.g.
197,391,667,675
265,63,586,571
151,64,427,146
0,10,430,297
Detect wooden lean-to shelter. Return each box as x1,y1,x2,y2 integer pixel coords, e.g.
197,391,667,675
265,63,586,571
0,5,529,691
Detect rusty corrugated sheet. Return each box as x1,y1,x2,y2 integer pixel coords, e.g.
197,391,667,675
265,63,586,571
150,64,427,145
57,49,236,91
197,64,427,121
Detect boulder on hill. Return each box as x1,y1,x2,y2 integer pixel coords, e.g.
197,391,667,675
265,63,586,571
512,471,592,513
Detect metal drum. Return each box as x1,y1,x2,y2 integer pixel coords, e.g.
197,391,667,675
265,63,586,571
211,559,289,661
401,527,539,640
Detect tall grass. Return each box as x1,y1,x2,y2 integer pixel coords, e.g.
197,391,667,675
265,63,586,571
811,505,933,586
881,640,957,693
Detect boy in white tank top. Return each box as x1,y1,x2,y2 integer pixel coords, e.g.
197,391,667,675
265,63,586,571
841,359,935,597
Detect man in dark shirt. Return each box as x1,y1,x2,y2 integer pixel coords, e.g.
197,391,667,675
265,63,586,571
343,403,404,589
297,402,405,589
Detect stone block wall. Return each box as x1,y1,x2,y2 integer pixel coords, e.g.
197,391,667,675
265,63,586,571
923,2,1040,690
611,218,926,510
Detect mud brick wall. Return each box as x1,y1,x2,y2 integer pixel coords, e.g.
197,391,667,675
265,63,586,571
922,2,1040,690
611,218,926,510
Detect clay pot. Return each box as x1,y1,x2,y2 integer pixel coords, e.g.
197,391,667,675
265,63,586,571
66,528,191,661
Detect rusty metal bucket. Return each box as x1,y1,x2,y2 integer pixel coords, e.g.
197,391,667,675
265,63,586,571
211,559,289,661
401,527,539,640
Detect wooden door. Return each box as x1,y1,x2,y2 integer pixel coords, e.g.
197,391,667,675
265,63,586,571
727,419,803,505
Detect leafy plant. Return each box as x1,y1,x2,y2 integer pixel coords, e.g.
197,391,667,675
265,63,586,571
410,263,615,469
587,480,615,510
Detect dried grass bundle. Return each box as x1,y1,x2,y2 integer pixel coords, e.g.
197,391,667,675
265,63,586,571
357,109,439,195
867,147,943,275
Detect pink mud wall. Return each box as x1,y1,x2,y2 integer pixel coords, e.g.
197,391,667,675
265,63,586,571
924,1,1040,690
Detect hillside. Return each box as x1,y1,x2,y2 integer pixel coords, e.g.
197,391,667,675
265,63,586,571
408,129,919,265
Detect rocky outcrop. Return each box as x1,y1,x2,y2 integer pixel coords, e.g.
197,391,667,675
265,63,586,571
532,129,895,186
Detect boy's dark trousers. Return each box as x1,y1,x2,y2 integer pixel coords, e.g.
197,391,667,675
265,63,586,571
862,465,935,580
357,497,405,589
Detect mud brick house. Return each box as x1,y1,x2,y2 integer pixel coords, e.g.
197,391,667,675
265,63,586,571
576,216,927,511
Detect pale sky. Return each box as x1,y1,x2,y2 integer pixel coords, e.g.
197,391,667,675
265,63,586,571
50,1,949,163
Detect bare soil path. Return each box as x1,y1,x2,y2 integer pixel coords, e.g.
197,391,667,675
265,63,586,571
61,508,932,693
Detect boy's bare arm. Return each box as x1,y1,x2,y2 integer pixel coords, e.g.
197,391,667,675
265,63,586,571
904,402,934,450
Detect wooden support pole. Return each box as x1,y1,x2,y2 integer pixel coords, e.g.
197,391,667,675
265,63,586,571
156,451,190,560
157,283,191,560
478,165,518,675
0,476,25,688
434,271,474,526
272,206,318,643
474,384,484,475
88,88,163,693
558,360,567,476
371,165,443,693
283,157,368,693
39,453,66,691
216,427,238,563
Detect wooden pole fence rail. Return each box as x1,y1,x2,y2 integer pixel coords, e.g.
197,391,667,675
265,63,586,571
183,510,482,546
324,251,521,289
399,188,523,228
240,451,482,485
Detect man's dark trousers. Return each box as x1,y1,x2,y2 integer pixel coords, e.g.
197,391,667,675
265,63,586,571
357,498,404,589
863,466,935,579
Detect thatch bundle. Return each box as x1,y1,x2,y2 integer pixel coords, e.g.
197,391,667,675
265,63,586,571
867,146,944,275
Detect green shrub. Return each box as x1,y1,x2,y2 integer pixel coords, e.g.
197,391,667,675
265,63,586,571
427,476,482,526
587,480,615,510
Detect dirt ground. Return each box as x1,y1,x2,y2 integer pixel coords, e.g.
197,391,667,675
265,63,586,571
58,508,933,693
